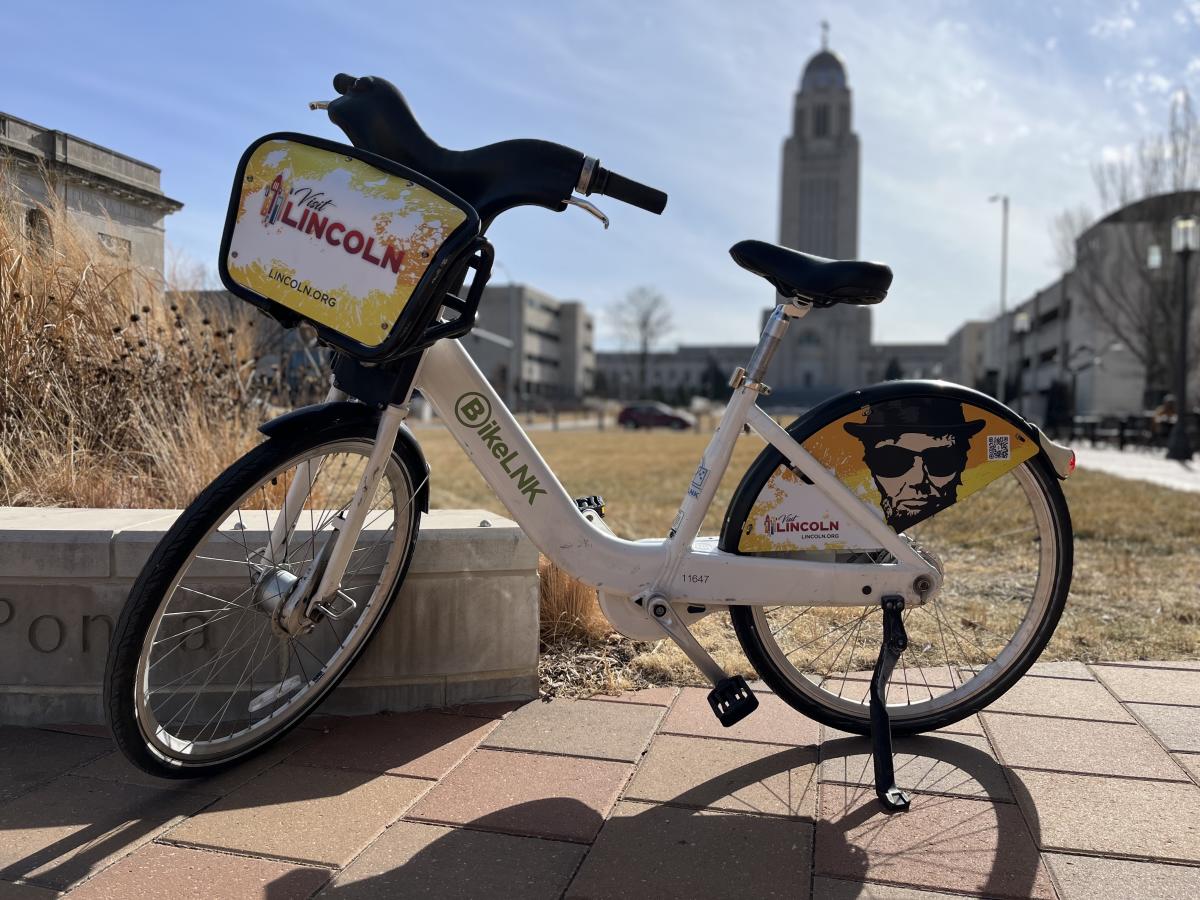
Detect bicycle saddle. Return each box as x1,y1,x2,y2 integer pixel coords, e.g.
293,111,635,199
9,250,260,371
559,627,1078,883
729,240,892,307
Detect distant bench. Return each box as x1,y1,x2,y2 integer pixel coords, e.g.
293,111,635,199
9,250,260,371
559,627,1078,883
1068,412,1198,450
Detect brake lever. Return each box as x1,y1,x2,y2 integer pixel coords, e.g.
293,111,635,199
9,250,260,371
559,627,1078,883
566,196,609,229
308,100,332,111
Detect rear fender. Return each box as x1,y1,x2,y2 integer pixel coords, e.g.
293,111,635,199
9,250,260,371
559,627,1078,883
721,380,1070,554
258,401,430,512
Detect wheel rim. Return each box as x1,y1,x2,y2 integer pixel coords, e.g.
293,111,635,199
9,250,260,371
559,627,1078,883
133,440,417,765
749,462,1059,725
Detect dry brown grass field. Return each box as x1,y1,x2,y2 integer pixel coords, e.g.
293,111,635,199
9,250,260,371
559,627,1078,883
414,425,1200,687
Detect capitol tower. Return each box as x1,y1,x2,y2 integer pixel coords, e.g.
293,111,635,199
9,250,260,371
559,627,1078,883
770,25,872,401
780,24,859,259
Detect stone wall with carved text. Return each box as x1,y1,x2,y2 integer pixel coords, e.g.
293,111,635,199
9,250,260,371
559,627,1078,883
0,508,539,726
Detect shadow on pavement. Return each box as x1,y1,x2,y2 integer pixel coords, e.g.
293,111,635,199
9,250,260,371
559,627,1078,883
0,715,1046,898
0,712,488,891
308,734,1045,900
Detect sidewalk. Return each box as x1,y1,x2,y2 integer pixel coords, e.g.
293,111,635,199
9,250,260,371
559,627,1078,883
2,661,1200,898
1075,445,1200,493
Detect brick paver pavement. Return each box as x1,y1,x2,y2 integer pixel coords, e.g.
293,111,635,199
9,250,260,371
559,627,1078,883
1,663,1199,898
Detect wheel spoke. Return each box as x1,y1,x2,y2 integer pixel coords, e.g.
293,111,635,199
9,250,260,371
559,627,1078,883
747,461,1064,729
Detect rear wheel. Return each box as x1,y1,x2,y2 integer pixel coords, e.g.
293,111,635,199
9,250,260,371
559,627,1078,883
729,453,1072,736
105,422,424,777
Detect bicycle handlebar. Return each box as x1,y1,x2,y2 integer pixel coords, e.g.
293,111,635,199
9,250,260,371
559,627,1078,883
326,74,667,222
584,166,668,215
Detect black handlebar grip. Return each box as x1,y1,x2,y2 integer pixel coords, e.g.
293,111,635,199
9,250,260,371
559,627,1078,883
591,167,668,215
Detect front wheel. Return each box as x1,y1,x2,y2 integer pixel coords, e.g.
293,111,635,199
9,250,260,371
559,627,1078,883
104,421,424,777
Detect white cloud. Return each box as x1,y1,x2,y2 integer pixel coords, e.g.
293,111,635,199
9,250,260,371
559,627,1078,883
1090,0,1140,37
1090,15,1136,37
1101,144,1135,164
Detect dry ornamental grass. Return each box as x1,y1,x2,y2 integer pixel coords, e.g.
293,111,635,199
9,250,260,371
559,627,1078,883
0,186,265,507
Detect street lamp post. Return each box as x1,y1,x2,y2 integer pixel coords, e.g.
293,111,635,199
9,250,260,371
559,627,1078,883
990,195,1010,403
1167,215,1198,461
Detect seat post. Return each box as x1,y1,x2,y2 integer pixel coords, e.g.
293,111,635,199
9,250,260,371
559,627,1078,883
743,301,811,386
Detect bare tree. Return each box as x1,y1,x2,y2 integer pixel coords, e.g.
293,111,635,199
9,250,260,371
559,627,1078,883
608,286,673,395
1050,204,1092,272
1051,89,1200,398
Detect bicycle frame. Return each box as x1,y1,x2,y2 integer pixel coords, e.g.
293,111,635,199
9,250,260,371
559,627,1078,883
280,307,940,621
410,337,936,607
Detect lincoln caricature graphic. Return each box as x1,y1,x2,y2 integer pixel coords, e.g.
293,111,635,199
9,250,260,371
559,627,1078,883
845,398,985,531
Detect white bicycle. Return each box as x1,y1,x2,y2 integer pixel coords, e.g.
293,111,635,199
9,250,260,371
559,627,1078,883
105,75,1075,808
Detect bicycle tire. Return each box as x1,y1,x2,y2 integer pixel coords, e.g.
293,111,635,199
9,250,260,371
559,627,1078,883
725,408,1072,737
104,420,425,777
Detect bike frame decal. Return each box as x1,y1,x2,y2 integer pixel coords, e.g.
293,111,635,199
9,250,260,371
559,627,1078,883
225,137,471,346
738,398,1038,552
453,391,546,504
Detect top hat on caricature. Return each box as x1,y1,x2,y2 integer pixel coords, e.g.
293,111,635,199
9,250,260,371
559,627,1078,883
844,397,986,441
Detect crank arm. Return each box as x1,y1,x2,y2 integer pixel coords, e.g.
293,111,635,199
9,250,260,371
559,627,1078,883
647,595,727,686
648,595,760,727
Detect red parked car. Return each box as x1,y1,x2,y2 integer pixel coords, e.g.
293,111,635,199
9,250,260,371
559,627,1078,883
617,401,697,430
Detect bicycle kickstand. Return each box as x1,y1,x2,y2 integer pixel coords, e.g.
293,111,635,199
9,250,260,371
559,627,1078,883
870,595,912,811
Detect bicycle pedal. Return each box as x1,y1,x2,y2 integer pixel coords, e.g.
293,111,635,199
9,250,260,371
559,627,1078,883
707,675,759,727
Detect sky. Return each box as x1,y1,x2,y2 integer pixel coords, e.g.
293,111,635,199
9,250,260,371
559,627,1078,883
3,0,1199,349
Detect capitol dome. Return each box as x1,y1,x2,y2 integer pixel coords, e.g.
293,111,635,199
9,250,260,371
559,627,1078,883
801,49,847,91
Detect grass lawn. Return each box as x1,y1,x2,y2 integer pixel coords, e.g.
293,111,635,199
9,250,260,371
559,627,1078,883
414,423,1200,687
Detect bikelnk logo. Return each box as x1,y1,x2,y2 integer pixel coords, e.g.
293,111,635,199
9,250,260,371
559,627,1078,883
453,392,544,505
455,392,492,427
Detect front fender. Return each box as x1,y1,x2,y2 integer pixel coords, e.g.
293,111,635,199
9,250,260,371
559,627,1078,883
258,401,429,512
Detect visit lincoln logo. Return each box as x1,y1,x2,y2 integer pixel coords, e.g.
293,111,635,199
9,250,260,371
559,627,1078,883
455,393,546,505
260,177,406,273
762,513,839,536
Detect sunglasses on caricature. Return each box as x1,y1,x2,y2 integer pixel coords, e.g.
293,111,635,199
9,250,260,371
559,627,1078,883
865,443,968,479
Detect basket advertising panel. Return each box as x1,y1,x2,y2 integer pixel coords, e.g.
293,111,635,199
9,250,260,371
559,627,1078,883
738,397,1038,553
219,133,480,359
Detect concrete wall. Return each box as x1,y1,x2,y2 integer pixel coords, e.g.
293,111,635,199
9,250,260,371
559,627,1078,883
0,508,539,727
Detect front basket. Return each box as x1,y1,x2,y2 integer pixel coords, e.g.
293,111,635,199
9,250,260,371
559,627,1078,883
218,132,482,362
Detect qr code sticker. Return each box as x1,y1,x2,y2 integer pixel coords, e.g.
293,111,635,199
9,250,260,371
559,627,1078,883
987,434,1010,461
